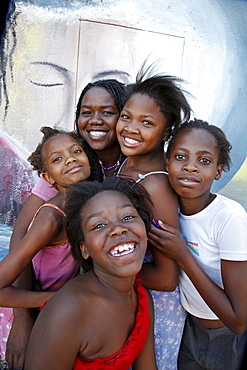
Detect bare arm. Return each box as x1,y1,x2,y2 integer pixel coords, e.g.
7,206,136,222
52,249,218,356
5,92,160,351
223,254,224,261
6,194,45,368
25,287,83,370
132,290,157,370
10,194,45,250
0,208,62,307
148,223,247,334
139,175,180,291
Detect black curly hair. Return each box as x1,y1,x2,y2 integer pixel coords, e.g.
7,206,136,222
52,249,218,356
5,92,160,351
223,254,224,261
65,177,152,271
27,126,103,182
166,119,232,171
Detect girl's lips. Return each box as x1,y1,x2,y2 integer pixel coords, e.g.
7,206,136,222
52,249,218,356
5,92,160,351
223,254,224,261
108,242,136,257
65,165,83,174
178,176,200,185
88,130,108,139
122,135,141,147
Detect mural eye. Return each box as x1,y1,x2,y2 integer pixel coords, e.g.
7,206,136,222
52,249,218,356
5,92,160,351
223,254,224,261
27,62,67,87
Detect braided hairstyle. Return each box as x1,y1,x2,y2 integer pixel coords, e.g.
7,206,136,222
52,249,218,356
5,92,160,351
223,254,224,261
75,79,125,134
28,126,103,182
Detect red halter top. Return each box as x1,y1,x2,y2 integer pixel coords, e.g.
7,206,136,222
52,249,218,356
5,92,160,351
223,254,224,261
72,276,150,369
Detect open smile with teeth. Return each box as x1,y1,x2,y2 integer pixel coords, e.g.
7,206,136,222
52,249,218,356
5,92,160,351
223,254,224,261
89,131,108,139
109,242,136,257
123,136,141,146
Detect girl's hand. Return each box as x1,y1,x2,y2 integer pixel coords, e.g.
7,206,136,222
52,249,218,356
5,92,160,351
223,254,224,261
148,222,189,262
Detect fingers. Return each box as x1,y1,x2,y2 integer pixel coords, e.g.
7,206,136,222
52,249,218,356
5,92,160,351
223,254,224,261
156,221,178,235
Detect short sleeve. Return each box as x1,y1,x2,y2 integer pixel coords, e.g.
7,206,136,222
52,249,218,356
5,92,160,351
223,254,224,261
31,176,58,201
217,205,247,261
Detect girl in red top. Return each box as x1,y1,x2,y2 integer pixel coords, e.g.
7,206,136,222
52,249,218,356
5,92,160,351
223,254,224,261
25,177,157,370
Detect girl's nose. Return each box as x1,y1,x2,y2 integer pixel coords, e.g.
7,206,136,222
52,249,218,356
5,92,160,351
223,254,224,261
89,112,103,125
65,156,76,165
124,119,139,134
109,224,128,238
182,161,199,173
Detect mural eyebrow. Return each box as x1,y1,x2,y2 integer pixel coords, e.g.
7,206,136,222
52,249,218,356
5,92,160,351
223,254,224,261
92,70,131,83
28,62,70,87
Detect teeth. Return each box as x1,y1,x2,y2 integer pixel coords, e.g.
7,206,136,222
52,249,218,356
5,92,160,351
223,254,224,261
109,243,135,257
182,178,196,183
124,137,140,145
89,131,106,138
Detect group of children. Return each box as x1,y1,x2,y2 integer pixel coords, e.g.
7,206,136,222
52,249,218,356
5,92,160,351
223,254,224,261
0,66,246,370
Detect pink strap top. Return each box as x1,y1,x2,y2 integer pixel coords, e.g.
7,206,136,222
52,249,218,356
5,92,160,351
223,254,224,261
31,176,58,201
31,204,79,291
72,276,150,370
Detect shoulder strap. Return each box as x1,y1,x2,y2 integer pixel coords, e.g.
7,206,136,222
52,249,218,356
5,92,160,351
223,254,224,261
28,203,65,230
115,158,128,177
135,171,168,184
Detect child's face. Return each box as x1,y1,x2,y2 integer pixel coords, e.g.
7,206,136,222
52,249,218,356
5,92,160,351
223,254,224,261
116,93,169,157
80,190,147,278
77,87,120,152
42,134,91,187
166,128,223,204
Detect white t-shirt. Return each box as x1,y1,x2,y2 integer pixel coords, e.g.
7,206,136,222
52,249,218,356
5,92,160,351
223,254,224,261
179,194,247,320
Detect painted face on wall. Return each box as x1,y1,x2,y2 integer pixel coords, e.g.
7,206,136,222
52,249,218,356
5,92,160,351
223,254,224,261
0,0,246,210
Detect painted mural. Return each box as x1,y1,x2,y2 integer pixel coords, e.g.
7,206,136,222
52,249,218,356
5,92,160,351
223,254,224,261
0,0,247,258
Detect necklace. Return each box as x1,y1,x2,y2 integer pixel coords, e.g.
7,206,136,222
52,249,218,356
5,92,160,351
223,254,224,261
99,158,121,179
99,159,120,171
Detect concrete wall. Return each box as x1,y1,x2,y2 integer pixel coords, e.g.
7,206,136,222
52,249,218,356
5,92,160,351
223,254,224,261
0,0,247,254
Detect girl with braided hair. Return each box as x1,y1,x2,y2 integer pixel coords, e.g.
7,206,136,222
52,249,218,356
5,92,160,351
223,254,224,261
75,78,126,180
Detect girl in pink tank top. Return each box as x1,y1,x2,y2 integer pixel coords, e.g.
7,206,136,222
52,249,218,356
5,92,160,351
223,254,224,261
0,126,102,359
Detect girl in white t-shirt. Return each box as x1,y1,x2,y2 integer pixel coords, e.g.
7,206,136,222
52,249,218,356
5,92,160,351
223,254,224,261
149,119,247,370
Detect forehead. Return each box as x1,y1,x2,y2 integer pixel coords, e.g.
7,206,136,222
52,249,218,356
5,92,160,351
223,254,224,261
42,134,79,155
81,86,115,106
82,190,133,214
125,93,160,110
172,128,218,153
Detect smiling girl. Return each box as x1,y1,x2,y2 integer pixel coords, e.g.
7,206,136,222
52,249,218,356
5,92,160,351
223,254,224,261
6,79,125,368
116,66,191,369
75,79,126,178
149,119,247,370
0,127,101,358
25,177,157,370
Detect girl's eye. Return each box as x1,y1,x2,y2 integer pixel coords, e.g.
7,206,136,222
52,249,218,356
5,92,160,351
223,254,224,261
123,215,135,221
73,148,82,154
175,154,185,161
92,223,106,230
81,111,91,116
52,156,61,163
142,120,154,126
102,111,115,116
199,157,211,164
120,114,129,120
